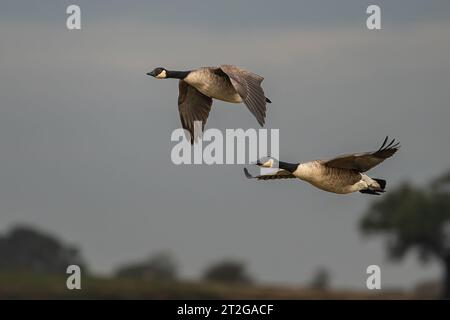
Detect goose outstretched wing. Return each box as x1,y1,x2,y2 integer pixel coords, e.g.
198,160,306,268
219,65,268,126
243,168,296,180
178,80,213,144
324,137,400,172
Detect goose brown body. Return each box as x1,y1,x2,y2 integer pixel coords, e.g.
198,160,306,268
293,161,365,194
147,65,271,143
184,68,242,103
245,137,400,195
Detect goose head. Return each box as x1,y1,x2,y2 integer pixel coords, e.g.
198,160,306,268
147,67,167,79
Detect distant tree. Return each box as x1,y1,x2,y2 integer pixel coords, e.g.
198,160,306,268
0,225,86,274
360,170,450,299
116,251,178,281
309,267,331,291
203,259,253,284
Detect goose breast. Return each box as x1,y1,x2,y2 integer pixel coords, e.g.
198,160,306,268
185,68,242,103
296,162,363,194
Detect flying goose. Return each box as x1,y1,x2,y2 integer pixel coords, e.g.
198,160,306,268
147,65,271,143
244,137,400,195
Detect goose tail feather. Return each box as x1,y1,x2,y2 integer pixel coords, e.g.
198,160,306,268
359,178,387,195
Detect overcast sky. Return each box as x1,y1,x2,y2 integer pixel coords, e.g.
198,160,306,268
1,1,450,289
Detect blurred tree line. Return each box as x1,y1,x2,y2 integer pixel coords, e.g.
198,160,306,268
116,251,178,281
309,267,331,291
115,254,253,284
0,225,86,274
360,169,450,299
0,225,253,285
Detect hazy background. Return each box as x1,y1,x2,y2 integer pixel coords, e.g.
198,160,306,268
1,0,450,289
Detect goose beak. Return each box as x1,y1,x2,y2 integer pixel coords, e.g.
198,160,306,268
146,71,156,77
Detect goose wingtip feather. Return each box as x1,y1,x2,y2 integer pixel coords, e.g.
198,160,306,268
243,167,254,179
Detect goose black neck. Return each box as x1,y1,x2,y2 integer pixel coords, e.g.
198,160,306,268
166,70,190,79
278,161,298,173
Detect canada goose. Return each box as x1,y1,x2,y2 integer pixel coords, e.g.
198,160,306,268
244,137,400,195
147,65,271,143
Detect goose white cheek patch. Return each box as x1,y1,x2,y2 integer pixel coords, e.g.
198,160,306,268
156,70,167,79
